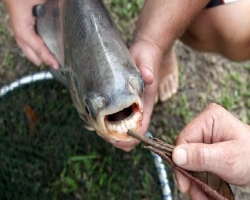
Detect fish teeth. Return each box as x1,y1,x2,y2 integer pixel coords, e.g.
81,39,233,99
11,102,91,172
120,122,127,133
126,120,133,130
117,126,123,133
107,112,141,134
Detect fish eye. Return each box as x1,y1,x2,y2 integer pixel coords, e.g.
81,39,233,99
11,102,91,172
85,97,97,120
85,105,91,116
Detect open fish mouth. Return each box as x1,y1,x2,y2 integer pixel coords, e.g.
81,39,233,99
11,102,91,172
104,103,143,140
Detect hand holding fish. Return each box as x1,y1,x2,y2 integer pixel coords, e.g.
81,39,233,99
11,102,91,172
4,0,59,69
111,40,161,152
114,0,211,151
173,103,250,199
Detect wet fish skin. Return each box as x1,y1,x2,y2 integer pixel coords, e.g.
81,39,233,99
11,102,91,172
35,0,144,141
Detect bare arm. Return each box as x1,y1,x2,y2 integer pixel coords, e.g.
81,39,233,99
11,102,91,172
133,0,210,52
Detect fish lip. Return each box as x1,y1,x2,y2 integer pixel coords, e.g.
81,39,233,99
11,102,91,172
103,101,143,141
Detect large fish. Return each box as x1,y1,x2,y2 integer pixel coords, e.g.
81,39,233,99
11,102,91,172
34,0,144,141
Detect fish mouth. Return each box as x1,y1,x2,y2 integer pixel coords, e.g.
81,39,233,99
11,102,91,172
104,103,143,140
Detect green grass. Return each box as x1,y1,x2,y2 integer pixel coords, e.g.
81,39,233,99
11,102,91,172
213,64,250,124
105,0,143,44
2,51,16,69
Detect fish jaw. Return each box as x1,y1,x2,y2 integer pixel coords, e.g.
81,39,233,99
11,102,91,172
91,98,143,142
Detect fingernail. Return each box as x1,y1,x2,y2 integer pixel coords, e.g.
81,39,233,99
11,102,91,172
174,148,187,166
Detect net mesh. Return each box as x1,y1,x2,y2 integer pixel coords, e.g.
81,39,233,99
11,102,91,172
0,78,174,200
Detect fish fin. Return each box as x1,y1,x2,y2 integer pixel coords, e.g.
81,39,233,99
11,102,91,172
49,67,68,87
83,124,95,131
79,114,95,131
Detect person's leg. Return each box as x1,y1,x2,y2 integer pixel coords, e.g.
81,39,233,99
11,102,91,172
158,47,178,102
181,0,250,61
158,0,250,102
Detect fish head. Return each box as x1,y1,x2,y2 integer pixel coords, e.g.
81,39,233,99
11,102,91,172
34,0,145,142
79,73,144,142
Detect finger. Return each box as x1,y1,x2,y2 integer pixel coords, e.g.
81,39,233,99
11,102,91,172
172,142,240,182
129,40,163,136
26,31,59,69
21,44,43,66
175,103,245,145
138,79,158,136
129,40,162,85
130,43,153,85
174,169,191,193
114,138,141,152
117,146,134,152
101,133,140,152
40,45,60,69
17,28,59,69
130,42,159,135
175,104,216,145
188,182,210,200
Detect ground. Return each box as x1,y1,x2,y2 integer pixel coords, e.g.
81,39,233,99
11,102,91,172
1,0,250,199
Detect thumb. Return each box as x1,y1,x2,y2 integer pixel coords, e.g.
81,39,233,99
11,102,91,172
173,142,237,181
129,40,162,85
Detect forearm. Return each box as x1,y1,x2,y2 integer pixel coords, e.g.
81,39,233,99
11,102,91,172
134,0,210,52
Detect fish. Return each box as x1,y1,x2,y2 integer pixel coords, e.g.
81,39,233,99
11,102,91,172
33,0,144,141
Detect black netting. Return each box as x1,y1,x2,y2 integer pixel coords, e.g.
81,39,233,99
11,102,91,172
0,79,172,200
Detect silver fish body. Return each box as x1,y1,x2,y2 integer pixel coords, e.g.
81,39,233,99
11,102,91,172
35,0,144,141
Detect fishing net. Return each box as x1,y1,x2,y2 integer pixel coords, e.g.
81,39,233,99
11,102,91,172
0,74,176,200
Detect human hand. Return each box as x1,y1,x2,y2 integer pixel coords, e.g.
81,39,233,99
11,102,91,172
172,103,250,199
111,39,162,152
4,0,59,69
112,0,211,152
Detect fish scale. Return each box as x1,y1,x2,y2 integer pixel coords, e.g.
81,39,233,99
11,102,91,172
34,0,144,141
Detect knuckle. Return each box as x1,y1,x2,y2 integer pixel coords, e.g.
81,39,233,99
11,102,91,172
33,44,43,56
203,103,225,127
204,103,220,113
26,53,42,66
196,147,208,166
196,147,214,167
